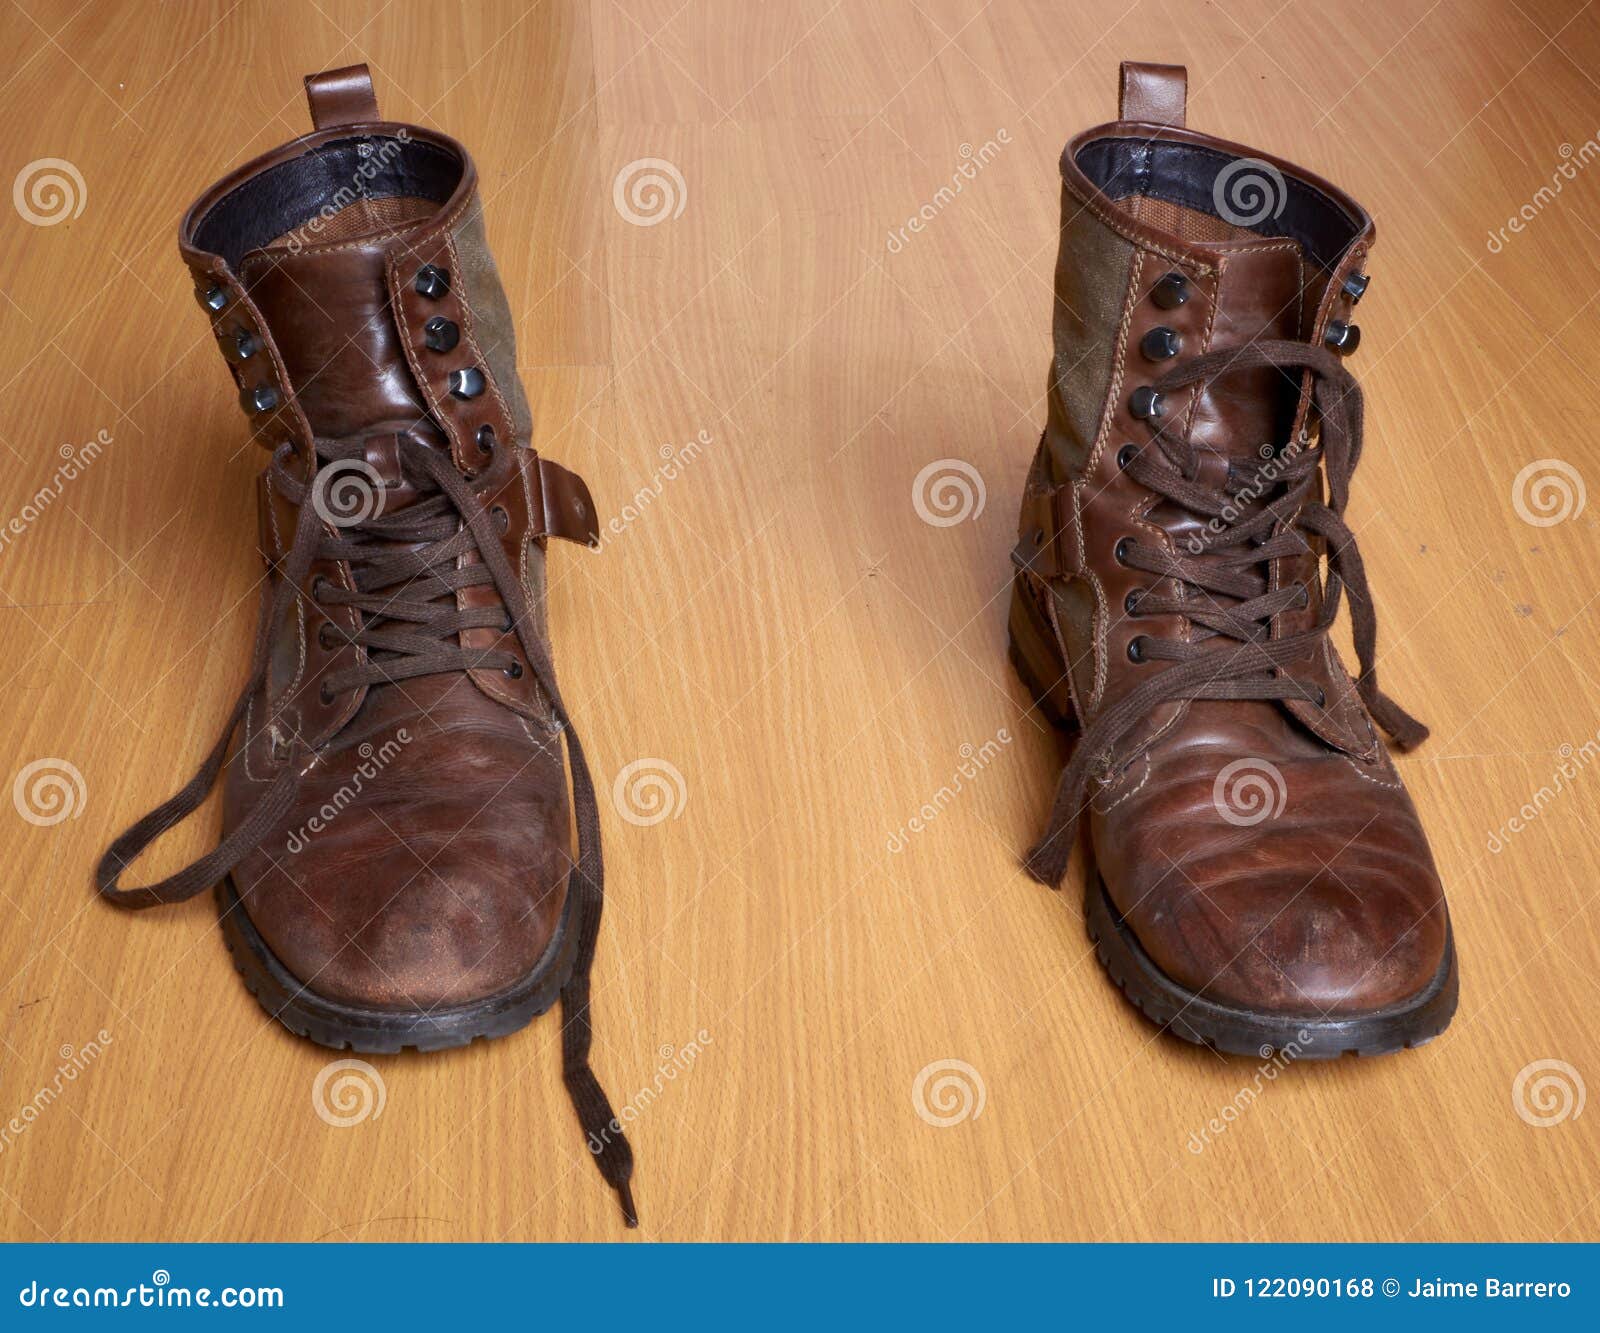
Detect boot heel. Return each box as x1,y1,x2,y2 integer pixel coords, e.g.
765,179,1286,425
1007,575,1079,732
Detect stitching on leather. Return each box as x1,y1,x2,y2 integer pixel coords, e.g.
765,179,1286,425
1074,249,1147,714
263,467,285,559
386,245,464,460
444,230,517,432
515,455,554,727
1300,639,1378,760
1059,175,1217,273
1096,751,1151,811
1039,579,1089,724
1087,248,1143,483
1342,749,1402,790
241,695,265,784
229,281,315,453
1083,567,1108,708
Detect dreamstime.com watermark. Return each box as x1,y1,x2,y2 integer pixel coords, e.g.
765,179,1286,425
587,1030,712,1154
1511,1058,1585,1127
284,729,411,854
912,458,986,526
12,758,87,827
1511,457,1585,527
0,430,110,557
311,1059,387,1128
1487,729,1600,853
612,758,688,827
0,1031,112,1157
1486,132,1600,253
1184,433,1307,555
12,157,86,226
886,727,1012,852
281,131,411,253
613,158,686,226
1185,1031,1314,1154
598,430,710,547
17,1272,282,1310
885,130,1011,253
912,1058,986,1127
1212,757,1288,827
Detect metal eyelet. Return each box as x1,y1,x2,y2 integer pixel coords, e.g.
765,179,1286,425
1114,537,1131,565
476,424,496,455
503,661,523,679
1125,588,1143,616
1151,272,1189,309
317,622,341,650
414,265,450,299
1325,320,1361,355
491,505,509,533
319,680,337,705
424,316,460,352
1130,386,1164,421
1127,635,1148,664
448,367,485,400
1140,325,1181,361
310,575,330,603
1117,444,1137,470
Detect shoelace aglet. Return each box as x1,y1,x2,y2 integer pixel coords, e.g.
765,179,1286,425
617,1180,638,1228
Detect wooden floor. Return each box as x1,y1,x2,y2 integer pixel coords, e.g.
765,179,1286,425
2,0,1598,1243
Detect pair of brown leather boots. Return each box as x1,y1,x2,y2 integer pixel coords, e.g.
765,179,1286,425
97,62,1456,1226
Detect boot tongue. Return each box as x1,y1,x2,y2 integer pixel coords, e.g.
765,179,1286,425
237,211,434,441
1186,236,1306,464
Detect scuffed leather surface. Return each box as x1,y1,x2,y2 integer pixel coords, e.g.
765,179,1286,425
223,673,570,1010
1022,96,1449,1017
1089,701,1447,1015
241,240,432,441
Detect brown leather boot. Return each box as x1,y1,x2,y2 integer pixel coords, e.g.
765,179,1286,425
1011,62,1457,1056
95,65,635,1221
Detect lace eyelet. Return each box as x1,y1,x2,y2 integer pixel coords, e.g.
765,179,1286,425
317,622,341,651
1117,444,1137,470
1314,687,1327,708
1292,581,1310,610
319,680,337,705
491,505,509,534
1114,537,1131,565
476,424,496,455
310,575,330,603
1127,635,1148,664
503,660,523,679
1125,588,1143,616
501,614,513,633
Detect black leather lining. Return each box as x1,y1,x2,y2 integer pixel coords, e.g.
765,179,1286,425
193,137,462,267
1074,137,1360,269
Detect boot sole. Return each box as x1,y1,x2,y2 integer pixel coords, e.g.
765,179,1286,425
1007,573,1459,1058
215,878,578,1054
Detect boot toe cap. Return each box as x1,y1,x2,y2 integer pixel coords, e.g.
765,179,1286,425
233,719,573,1012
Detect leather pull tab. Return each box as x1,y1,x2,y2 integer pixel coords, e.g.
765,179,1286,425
533,457,601,548
1118,61,1186,126
304,63,380,130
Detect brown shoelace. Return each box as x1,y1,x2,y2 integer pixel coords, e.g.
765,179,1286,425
95,433,637,1226
1026,339,1427,886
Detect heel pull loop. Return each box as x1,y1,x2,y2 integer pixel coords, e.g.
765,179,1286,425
304,63,380,130
1118,61,1187,127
